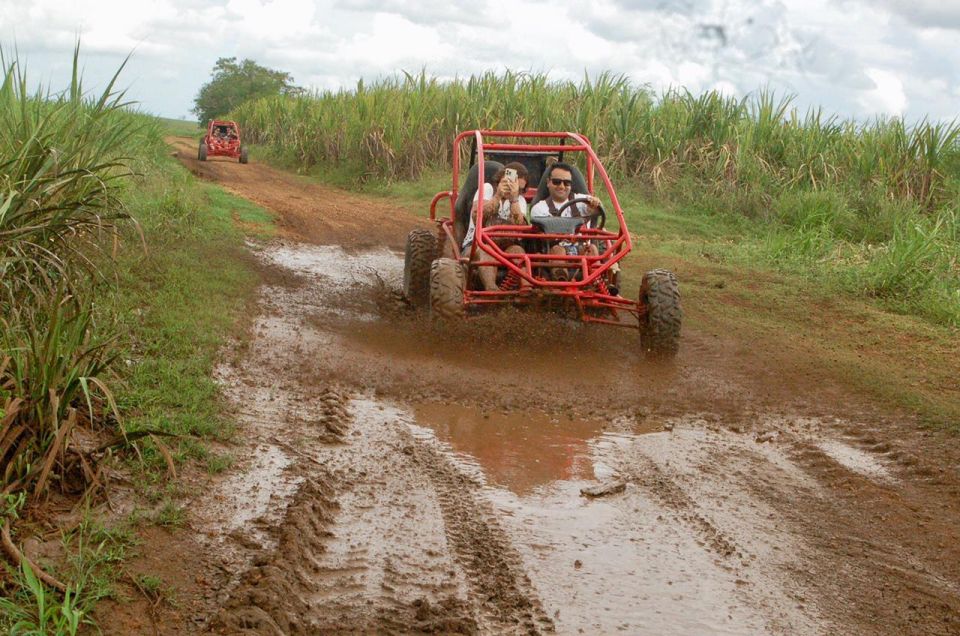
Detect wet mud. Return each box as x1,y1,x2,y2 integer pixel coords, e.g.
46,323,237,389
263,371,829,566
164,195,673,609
103,143,960,635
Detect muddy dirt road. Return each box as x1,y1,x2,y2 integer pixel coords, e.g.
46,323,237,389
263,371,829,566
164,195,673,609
106,141,960,634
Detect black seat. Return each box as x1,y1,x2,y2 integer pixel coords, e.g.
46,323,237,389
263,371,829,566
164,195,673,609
482,151,555,192
454,160,504,246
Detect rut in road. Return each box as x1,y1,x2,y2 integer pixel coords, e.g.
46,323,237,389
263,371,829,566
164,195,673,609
207,247,553,634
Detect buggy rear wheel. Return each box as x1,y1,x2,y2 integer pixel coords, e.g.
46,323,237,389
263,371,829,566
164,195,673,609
639,269,681,358
198,143,208,161
403,229,436,307
239,145,249,164
430,258,465,320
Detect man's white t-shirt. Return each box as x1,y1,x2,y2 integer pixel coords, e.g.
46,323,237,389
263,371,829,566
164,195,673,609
462,183,528,248
530,197,590,218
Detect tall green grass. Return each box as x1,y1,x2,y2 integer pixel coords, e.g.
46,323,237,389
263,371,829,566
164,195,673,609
0,45,145,498
2,47,266,630
231,71,959,325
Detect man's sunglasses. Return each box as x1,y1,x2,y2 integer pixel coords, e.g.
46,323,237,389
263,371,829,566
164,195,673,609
550,178,573,186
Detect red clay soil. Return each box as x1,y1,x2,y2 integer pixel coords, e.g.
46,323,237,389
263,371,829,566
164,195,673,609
167,137,432,250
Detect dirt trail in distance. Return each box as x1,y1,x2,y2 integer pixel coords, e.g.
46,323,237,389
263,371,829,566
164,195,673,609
96,142,960,635
166,137,432,250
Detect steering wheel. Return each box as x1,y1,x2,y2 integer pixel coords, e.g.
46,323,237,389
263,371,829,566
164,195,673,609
556,197,606,229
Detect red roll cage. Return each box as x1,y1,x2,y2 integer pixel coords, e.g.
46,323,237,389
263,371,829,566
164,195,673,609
428,130,641,327
204,120,242,158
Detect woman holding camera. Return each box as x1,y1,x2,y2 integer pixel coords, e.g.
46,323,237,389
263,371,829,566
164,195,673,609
462,161,530,291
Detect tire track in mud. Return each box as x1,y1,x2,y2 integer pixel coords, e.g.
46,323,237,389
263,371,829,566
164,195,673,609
768,440,960,636
588,422,830,634
210,393,553,634
204,262,486,633
622,453,746,563
638,419,960,635
406,432,556,634
288,397,479,635
210,475,341,634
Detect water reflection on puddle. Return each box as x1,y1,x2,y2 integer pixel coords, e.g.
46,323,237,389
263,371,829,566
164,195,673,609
412,402,656,495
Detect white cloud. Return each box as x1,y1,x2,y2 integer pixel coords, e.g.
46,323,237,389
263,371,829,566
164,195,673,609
860,68,908,116
676,61,711,93
710,79,739,96
0,0,957,122
222,0,319,39
336,13,454,70
876,0,960,30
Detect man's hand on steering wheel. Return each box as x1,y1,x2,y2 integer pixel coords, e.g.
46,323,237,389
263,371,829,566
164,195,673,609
556,196,606,229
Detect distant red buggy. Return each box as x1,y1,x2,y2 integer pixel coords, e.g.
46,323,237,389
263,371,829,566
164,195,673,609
198,120,248,164
402,130,682,357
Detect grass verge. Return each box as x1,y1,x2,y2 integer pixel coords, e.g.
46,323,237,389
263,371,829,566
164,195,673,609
1,120,272,633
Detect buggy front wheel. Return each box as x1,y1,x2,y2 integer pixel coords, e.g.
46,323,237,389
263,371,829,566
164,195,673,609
239,145,249,164
638,269,681,358
430,258,465,320
403,229,436,307
198,143,208,161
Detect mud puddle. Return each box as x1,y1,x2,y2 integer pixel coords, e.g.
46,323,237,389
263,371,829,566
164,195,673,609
410,402,658,494
395,402,824,634
220,242,829,634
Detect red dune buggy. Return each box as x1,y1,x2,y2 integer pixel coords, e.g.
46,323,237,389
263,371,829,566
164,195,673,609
402,130,681,357
198,120,248,164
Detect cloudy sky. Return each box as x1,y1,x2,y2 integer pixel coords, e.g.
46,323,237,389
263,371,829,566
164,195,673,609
2,0,958,123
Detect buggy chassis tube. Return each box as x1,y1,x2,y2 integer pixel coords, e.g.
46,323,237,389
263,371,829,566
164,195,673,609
450,131,632,287
444,130,640,325
475,236,629,289
478,226,630,288
466,228,641,327
429,191,453,222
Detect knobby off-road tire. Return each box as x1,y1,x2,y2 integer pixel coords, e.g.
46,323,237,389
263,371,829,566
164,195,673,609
430,258,465,320
239,145,249,164
198,143,208,161
403,229,437,307
639,269,682,358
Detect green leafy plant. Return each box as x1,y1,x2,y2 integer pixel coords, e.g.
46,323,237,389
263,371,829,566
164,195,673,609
1,44,138,497
0,560,89,636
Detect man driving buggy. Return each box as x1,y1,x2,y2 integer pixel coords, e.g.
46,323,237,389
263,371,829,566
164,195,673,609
530,162,601,280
